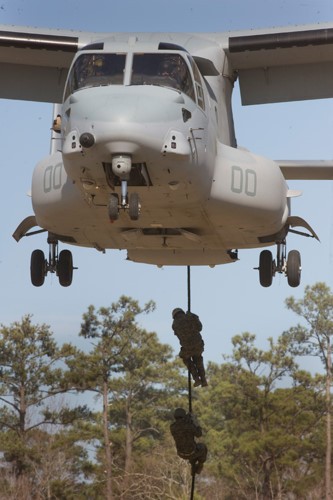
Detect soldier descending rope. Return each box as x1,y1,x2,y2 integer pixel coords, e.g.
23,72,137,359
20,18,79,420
172,308,208,387
170,408,208,475
171,269,208,498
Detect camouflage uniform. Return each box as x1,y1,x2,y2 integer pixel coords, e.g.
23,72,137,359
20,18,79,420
170,408,207,475
172,309,207,387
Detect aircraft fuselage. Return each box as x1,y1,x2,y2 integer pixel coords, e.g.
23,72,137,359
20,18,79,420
31,37,289,266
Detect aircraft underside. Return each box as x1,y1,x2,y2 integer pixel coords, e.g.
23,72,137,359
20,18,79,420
13,149,315,289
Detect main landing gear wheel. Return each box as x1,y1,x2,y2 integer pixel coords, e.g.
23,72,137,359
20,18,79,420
108,194,119,221
287,250,301,288
30,249,46,287
30,234,76,287
129,192,140,221
257,243,302,288
259,250,273,287
57,250,73,287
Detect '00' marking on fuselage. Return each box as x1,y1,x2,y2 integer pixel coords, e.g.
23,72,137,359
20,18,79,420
231,165,257,197
43,163,62,192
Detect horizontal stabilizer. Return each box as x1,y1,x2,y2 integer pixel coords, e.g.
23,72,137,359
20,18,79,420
278,160,333,180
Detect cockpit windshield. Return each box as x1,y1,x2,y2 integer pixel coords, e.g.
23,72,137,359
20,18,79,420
65,53,126,99
131,53,195,100
64,52,196,103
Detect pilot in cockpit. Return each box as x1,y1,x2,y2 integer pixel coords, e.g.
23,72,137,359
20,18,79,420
158,57,179,88
159,59,173,76
158,56,193,96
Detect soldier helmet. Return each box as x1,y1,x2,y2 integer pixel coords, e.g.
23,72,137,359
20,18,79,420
172,308,184,319
174,407,187,419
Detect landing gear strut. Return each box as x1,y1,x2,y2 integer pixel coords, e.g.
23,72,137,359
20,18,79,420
258,240,301,288
30,234,74,287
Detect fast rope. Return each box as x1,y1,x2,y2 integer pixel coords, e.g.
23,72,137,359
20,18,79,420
187,265,196,500
187,265,192,414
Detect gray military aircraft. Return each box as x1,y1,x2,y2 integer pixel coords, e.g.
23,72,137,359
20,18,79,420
2,23,333,287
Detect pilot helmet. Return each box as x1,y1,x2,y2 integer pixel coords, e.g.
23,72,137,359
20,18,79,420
174,407,186,419
160,58,175,74
93,55,105,68
172,308,184,319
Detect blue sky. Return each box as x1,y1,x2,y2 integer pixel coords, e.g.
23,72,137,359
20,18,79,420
1,0,333,370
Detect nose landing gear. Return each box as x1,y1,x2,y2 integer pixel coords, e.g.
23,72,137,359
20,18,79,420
258,241,301,288
108,191,141,222
108,155,141,222
30,234,74,287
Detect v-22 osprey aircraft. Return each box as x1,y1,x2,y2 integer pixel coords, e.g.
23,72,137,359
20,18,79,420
3,23,333,287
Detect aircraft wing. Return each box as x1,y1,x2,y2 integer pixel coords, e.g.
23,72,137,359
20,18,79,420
223,23,333,105
0,25,105,102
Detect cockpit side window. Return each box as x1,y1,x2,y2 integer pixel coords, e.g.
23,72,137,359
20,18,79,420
64,53,126,100
188,56,205,111
131,53,195,101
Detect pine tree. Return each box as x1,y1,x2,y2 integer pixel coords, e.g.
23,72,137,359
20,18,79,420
67,296,181,499
285,282,333,500
0,315,89,496
195,333,326,499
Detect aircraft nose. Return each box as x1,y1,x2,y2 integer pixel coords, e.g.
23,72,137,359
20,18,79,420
68,86,185,125
64,86,190,158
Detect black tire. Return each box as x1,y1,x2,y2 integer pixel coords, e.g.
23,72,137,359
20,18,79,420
58,249,73,287
259,250,273,287
108,194,119,221
30,249,46,287
287,250,301,287
129,192,140,221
